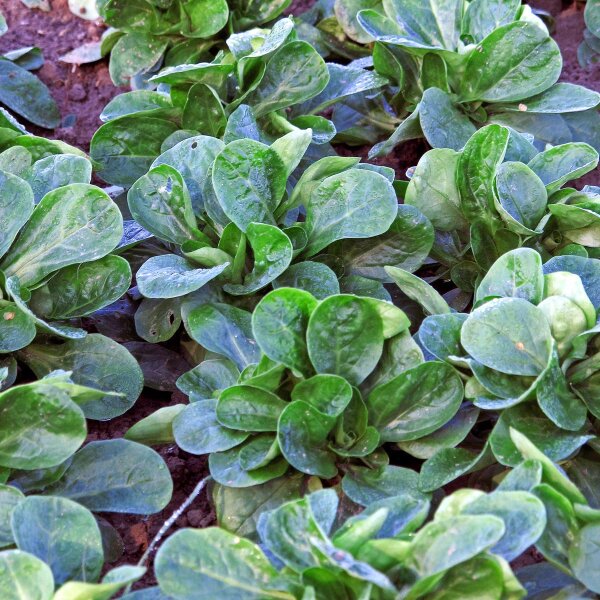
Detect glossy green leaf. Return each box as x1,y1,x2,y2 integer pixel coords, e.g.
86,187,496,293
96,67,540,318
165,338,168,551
420,87,476,150
460,22,561,102
0,382,86,470
528,142,599,194
137,255,228,299
0,550,54,600
461,298,552,376
174,399,248,454
0,61,60,128
20,334,143,420
475,248,544,304
303,168,397,257
307,294,384,385
224,223,293,295
185,303,260,370
155,528,280,600
47,439,172,513
11,496,103,585
128,164,200,245
0,184,122,288
247,41,329,118
367,362,463,442
212,139,286,232
252,288,318,376
29,255,131,319
278,400,337,478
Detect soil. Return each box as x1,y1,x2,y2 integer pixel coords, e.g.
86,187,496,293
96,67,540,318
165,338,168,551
0,0,121,151
0,0,598,590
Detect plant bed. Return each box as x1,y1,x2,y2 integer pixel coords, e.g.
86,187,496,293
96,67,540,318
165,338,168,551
0,0,599,597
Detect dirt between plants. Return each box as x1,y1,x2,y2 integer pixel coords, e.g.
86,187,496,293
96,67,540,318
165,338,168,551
0,0,598,589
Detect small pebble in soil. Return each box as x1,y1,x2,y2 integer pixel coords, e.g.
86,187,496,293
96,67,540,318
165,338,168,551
68,83,87,101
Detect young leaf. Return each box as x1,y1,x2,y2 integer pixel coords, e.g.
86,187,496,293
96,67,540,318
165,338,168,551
11,496,103,585
307,294,384,385
47,439,173,513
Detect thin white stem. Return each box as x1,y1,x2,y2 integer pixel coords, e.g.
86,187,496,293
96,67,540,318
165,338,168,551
138,475,212,567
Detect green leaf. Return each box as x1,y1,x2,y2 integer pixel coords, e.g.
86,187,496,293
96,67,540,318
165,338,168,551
135,298,182,343
405,148,466,232
461,491,546,561
367,362,463,442
212,139,286,232
0,302,36,353
11,496,103,585
209,444,289,488
100,90,172,121
0,61,60,128
461,298,552,376
20,334,143,421
128,164,200,245
337,204,434,281
177,358,240,402
155,528,282,600
152,135,224,215
224,223,293,295
342,465,423,505
509,428,587,505
278,400,337,478
217,386,287,432
252,288,318,377
185,303,260,370
292,374,353,418
419,446,493,492
419,87,476,150
460,22,561,102
385,266,451,315
0,169,34,259
108,33,168,86
29,255,131,319
125,404,186,445
53,565,146,600
457,124,509,224
23,155,91,204
475,248,544,304
528,142,599,194
408,515,506,577
373,0,463,50
174,399,248,455
493,82,600,114
397,403,479,460
0,184,122,288
0,550,54,600
0,485,24,547
537,346,587,431
533,483,579,570
0,381,86,470
247,41,329,118
137,254,228,299
47,439,173,513
303,168,397,257
274,262,340,300
418,313,468,362
462,0,521,42
490,404,592,467
568,523,600,593
307,294,384,385
90,115,179,187
182,83,226,137
262,494,332,571
494,161,547,231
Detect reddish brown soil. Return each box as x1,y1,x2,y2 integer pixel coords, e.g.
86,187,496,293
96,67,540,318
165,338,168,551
0,0,121,151
0,0,598,588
